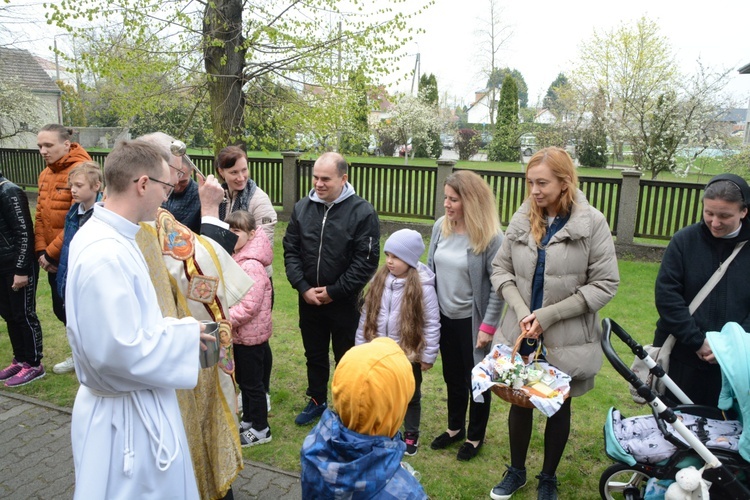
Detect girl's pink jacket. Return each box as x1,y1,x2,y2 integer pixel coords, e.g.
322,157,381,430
229,230,273,346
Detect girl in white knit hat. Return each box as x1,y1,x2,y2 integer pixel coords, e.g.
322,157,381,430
355,228,441,456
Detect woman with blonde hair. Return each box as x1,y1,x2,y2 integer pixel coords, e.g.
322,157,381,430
427,170,504,462
489,147,619,499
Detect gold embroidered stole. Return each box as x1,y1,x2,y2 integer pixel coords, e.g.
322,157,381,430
137,214,242,500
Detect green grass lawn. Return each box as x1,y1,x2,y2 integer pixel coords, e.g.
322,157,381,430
0,223,663,498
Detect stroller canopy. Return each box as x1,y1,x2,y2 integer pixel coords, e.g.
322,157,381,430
707,322,750,462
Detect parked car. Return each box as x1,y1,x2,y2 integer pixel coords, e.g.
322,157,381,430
367,134,381,156
440,132,455,150
480,131,492,148
520,133,537,156
398,138,413,157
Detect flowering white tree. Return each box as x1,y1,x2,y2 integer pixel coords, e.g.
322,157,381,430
377,94,442,165
573,17,677,162
628,64,733,179
571,17,734,178
0,79,39,140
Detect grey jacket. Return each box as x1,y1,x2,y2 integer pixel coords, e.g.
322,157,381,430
427,217,505,364
491,191,619,396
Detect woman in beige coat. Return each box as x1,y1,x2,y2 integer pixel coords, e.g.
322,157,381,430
489,147,619,500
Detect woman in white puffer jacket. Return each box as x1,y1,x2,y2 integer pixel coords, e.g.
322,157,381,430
355,229,440,456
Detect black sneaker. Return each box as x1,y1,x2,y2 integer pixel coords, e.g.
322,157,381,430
536,473,559,500
429,428,466,450
403,431,419,456
294,398,327,425
490,465,527,500
240,427,272,447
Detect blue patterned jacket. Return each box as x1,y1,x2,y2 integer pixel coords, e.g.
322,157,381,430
300,409,427,499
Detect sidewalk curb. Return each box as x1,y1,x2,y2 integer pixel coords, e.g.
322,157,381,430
0,389,73,415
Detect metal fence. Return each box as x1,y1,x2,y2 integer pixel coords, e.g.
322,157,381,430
0,148,705,240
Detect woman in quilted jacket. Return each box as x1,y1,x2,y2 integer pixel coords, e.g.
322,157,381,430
226,210,274,448
489,147,619,500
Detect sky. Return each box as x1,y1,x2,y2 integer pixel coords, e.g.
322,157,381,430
401,0,750,108
6,0,750,110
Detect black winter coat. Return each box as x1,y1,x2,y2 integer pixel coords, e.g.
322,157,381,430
283,194,379,304
654,220,750,367
0,175,35,275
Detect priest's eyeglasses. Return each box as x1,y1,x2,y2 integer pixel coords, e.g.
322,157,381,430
133,176,175,198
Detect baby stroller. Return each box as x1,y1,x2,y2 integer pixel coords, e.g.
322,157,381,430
599,318,750,499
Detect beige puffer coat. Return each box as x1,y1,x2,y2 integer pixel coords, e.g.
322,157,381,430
490,191,619,396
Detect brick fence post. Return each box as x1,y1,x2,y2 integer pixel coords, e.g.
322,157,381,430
435,159,456,219
616,169,642,245
281,151,301,219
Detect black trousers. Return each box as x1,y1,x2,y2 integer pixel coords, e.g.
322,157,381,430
439,314,492,442
0,268,43,366
47,271,65,324
403,361,423,434
298,297,359,402
235,342,272,431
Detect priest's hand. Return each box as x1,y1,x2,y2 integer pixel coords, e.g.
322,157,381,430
199,174,225,219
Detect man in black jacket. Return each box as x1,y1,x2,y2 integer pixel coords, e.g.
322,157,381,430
0,173,45,387
284,152,380,425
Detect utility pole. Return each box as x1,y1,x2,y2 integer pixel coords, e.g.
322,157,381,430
410,52,420,96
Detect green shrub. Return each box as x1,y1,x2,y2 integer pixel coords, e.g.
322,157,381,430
456,129,480,160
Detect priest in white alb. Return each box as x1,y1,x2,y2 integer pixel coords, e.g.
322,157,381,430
65,140,214,499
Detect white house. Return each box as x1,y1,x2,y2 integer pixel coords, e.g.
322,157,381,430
467,89,558,126
0,47,61,148
467,90,493,125
534,108,557,124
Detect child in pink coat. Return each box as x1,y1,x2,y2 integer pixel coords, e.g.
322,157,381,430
226,210,274,447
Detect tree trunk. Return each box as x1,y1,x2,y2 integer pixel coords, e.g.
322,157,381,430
203,0,246,152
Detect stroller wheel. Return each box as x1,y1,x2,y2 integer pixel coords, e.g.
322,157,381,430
599,463,651,500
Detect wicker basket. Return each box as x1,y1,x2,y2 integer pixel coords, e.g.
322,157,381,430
491,335,568,409
491,383,537,408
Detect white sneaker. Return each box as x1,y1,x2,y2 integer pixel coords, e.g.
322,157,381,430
53,357,75,374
